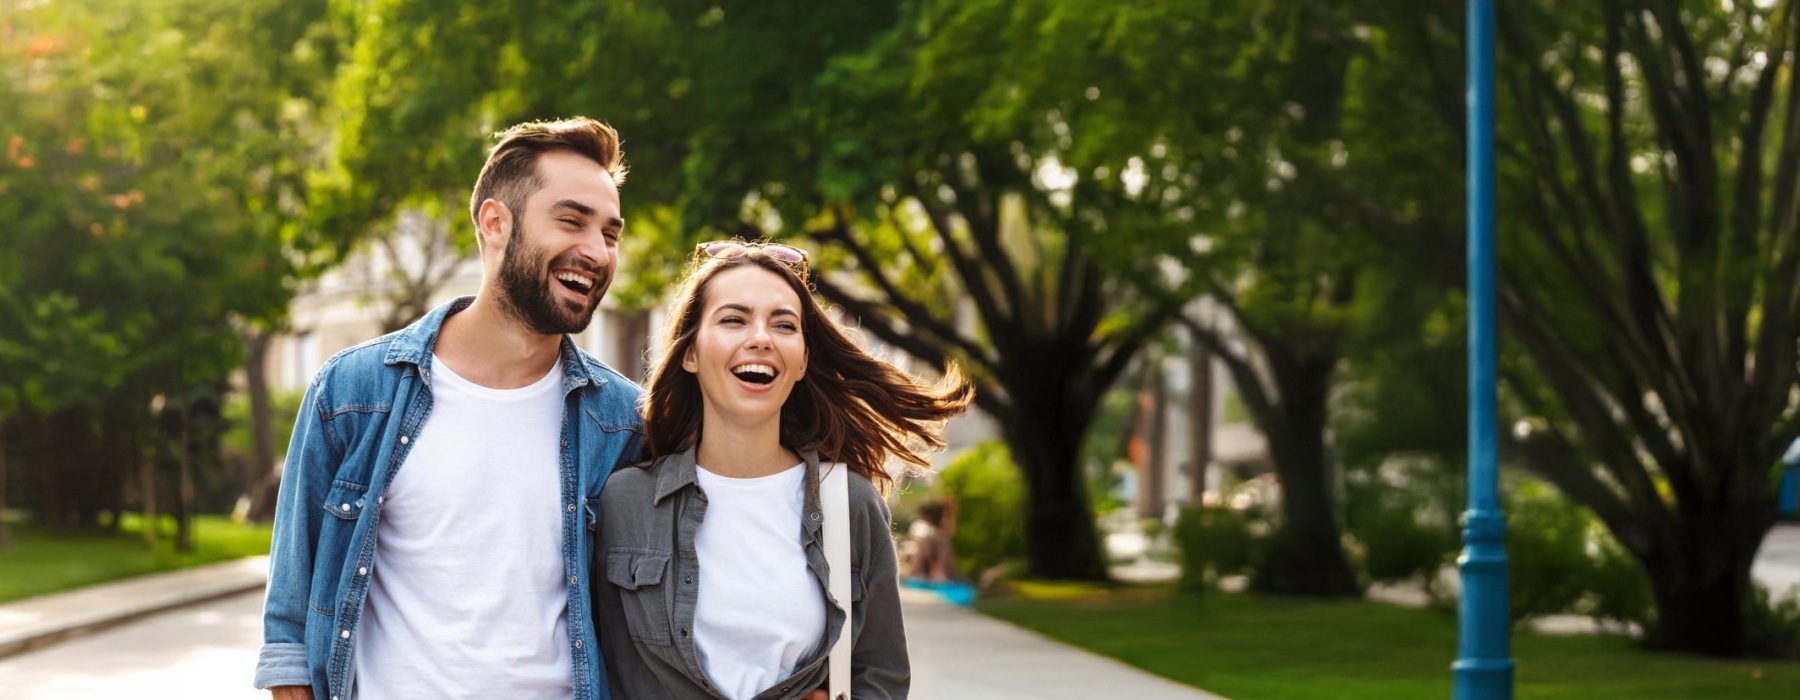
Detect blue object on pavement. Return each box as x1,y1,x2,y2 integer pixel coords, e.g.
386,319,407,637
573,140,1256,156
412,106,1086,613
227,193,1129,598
901,578,976,607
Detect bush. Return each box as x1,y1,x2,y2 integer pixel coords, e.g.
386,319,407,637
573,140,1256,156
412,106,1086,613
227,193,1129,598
1505,479,1594,622
1748,582,1800,659
1343,458,1459,596
937,441,1027,579
1576,529,1654,632
1174,506,1256,594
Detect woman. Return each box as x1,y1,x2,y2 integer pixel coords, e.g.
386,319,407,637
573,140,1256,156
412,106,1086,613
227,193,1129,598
595,240,972,700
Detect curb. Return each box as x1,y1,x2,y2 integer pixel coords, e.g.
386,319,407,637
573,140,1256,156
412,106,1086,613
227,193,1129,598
0,556,269,660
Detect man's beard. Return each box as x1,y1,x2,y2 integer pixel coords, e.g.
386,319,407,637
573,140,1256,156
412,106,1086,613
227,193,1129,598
495,219,608,336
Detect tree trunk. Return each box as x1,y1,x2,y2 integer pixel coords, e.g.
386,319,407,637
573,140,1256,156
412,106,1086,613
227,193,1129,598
1004,375,1107,580
1139,360,1169,520
175,394,195,554
1252,354,1361,597
243,329,280,523
0,422,11,551
1188,338,1213,504
1639,493,1771,656
139,439,158,547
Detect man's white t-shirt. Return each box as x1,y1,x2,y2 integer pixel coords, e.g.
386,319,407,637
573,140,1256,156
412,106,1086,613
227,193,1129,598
353,355,572,699
693,463,827,700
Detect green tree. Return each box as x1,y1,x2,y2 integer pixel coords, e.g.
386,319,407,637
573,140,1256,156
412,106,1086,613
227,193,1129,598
1474,0,1800,656
0,0,333,539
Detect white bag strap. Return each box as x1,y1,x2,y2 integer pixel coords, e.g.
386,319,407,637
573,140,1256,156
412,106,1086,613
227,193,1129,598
821,462,853,700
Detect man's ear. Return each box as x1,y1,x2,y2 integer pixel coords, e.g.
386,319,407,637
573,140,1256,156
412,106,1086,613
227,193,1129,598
476,198,512,250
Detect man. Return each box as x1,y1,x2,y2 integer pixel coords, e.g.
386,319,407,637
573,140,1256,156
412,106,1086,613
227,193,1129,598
255,117,643,700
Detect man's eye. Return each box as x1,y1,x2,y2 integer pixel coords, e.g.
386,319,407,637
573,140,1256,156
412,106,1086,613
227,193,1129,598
560,218,581,227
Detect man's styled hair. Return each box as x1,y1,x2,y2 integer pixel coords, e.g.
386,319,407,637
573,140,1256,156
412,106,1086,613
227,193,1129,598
468,117,628,241
641,250,975,495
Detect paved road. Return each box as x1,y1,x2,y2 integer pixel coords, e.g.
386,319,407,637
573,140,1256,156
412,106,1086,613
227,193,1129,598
0,591,265,699
2,524,1794,700
0,588,1225,700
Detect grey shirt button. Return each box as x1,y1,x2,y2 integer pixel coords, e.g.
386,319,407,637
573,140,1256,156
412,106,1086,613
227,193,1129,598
809,512,821,522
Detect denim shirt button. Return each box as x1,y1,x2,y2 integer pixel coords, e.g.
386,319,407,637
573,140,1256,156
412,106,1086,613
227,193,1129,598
399,435,409,445
567,503,577,513
358,567,368,576
340,629,350,639
340,503,351,512
575,640,584,649
570,576,578,585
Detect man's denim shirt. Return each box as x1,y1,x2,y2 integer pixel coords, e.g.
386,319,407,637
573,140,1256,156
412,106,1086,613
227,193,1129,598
253,297,645,700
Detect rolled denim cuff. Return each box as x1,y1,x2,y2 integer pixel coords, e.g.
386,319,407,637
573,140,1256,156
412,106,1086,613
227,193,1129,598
254,641,311,690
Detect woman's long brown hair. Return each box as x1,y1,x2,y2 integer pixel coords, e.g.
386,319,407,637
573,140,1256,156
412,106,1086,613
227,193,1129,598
640,250,974,494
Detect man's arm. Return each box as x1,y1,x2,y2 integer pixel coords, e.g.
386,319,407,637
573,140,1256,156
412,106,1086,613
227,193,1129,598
253,381,337,691
269,686,315,700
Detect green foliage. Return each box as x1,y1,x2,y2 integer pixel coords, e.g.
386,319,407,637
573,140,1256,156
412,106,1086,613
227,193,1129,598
1747,583,1800,660
1173,506,1255,594
1343,467,1458,592
937,441,1027,579
1506,479,1597,622
221,390,305,468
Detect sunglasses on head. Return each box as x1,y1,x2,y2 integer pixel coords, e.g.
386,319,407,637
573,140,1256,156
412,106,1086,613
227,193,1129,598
693,240,811,280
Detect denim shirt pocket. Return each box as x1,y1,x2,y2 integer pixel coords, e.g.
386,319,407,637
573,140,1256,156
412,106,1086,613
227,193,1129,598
603,547,673,646
309,480,368,615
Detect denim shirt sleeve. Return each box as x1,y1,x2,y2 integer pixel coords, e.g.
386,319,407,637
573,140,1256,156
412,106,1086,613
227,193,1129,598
255,378,339,690
850,478,910,699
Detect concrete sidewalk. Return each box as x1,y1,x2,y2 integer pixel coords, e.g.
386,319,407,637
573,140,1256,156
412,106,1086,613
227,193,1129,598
903,587,1229,699
0,556,1232,698
0,556,268,659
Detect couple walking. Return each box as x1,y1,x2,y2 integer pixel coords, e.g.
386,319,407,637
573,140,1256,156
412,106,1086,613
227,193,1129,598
253,117,971,700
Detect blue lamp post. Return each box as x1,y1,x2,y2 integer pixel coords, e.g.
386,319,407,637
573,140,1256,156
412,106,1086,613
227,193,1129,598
1454,0,1514,698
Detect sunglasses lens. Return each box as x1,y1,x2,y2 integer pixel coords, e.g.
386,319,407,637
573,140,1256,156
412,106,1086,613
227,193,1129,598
763,245,807,264
701,242,747,258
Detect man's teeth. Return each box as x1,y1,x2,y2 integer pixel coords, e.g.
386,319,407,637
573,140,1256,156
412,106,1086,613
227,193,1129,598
555,272,592,289
732,364,775,377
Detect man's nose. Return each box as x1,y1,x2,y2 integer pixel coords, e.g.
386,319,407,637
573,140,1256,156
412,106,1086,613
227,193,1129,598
575,235,615,271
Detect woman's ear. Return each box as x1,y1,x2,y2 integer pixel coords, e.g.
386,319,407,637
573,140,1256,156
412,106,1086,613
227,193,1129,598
681,343,698,374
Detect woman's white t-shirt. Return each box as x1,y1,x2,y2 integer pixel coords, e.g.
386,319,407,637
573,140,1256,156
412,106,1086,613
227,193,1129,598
693,463,827,700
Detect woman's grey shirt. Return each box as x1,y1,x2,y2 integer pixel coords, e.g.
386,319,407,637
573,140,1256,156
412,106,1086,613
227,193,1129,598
593,446,909,700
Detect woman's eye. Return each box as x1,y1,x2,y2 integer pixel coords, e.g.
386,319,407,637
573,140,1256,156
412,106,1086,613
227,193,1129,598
776,322,799,332
720,317,744,325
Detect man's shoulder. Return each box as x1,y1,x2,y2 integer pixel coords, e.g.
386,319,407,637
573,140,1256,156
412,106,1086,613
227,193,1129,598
308,332,407,396
572,347,641,390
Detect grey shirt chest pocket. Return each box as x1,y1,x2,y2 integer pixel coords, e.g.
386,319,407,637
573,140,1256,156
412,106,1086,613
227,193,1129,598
604,548,673,646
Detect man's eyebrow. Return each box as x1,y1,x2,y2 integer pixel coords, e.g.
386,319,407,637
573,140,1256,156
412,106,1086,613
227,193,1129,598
551,199,596,217
551,200,624,230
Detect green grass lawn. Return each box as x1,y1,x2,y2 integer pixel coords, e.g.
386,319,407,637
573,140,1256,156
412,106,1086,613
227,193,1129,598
977,581,1800,700
0,513,273,603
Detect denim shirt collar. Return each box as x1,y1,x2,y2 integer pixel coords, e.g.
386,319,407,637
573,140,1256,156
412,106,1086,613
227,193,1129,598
380,295,606,393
